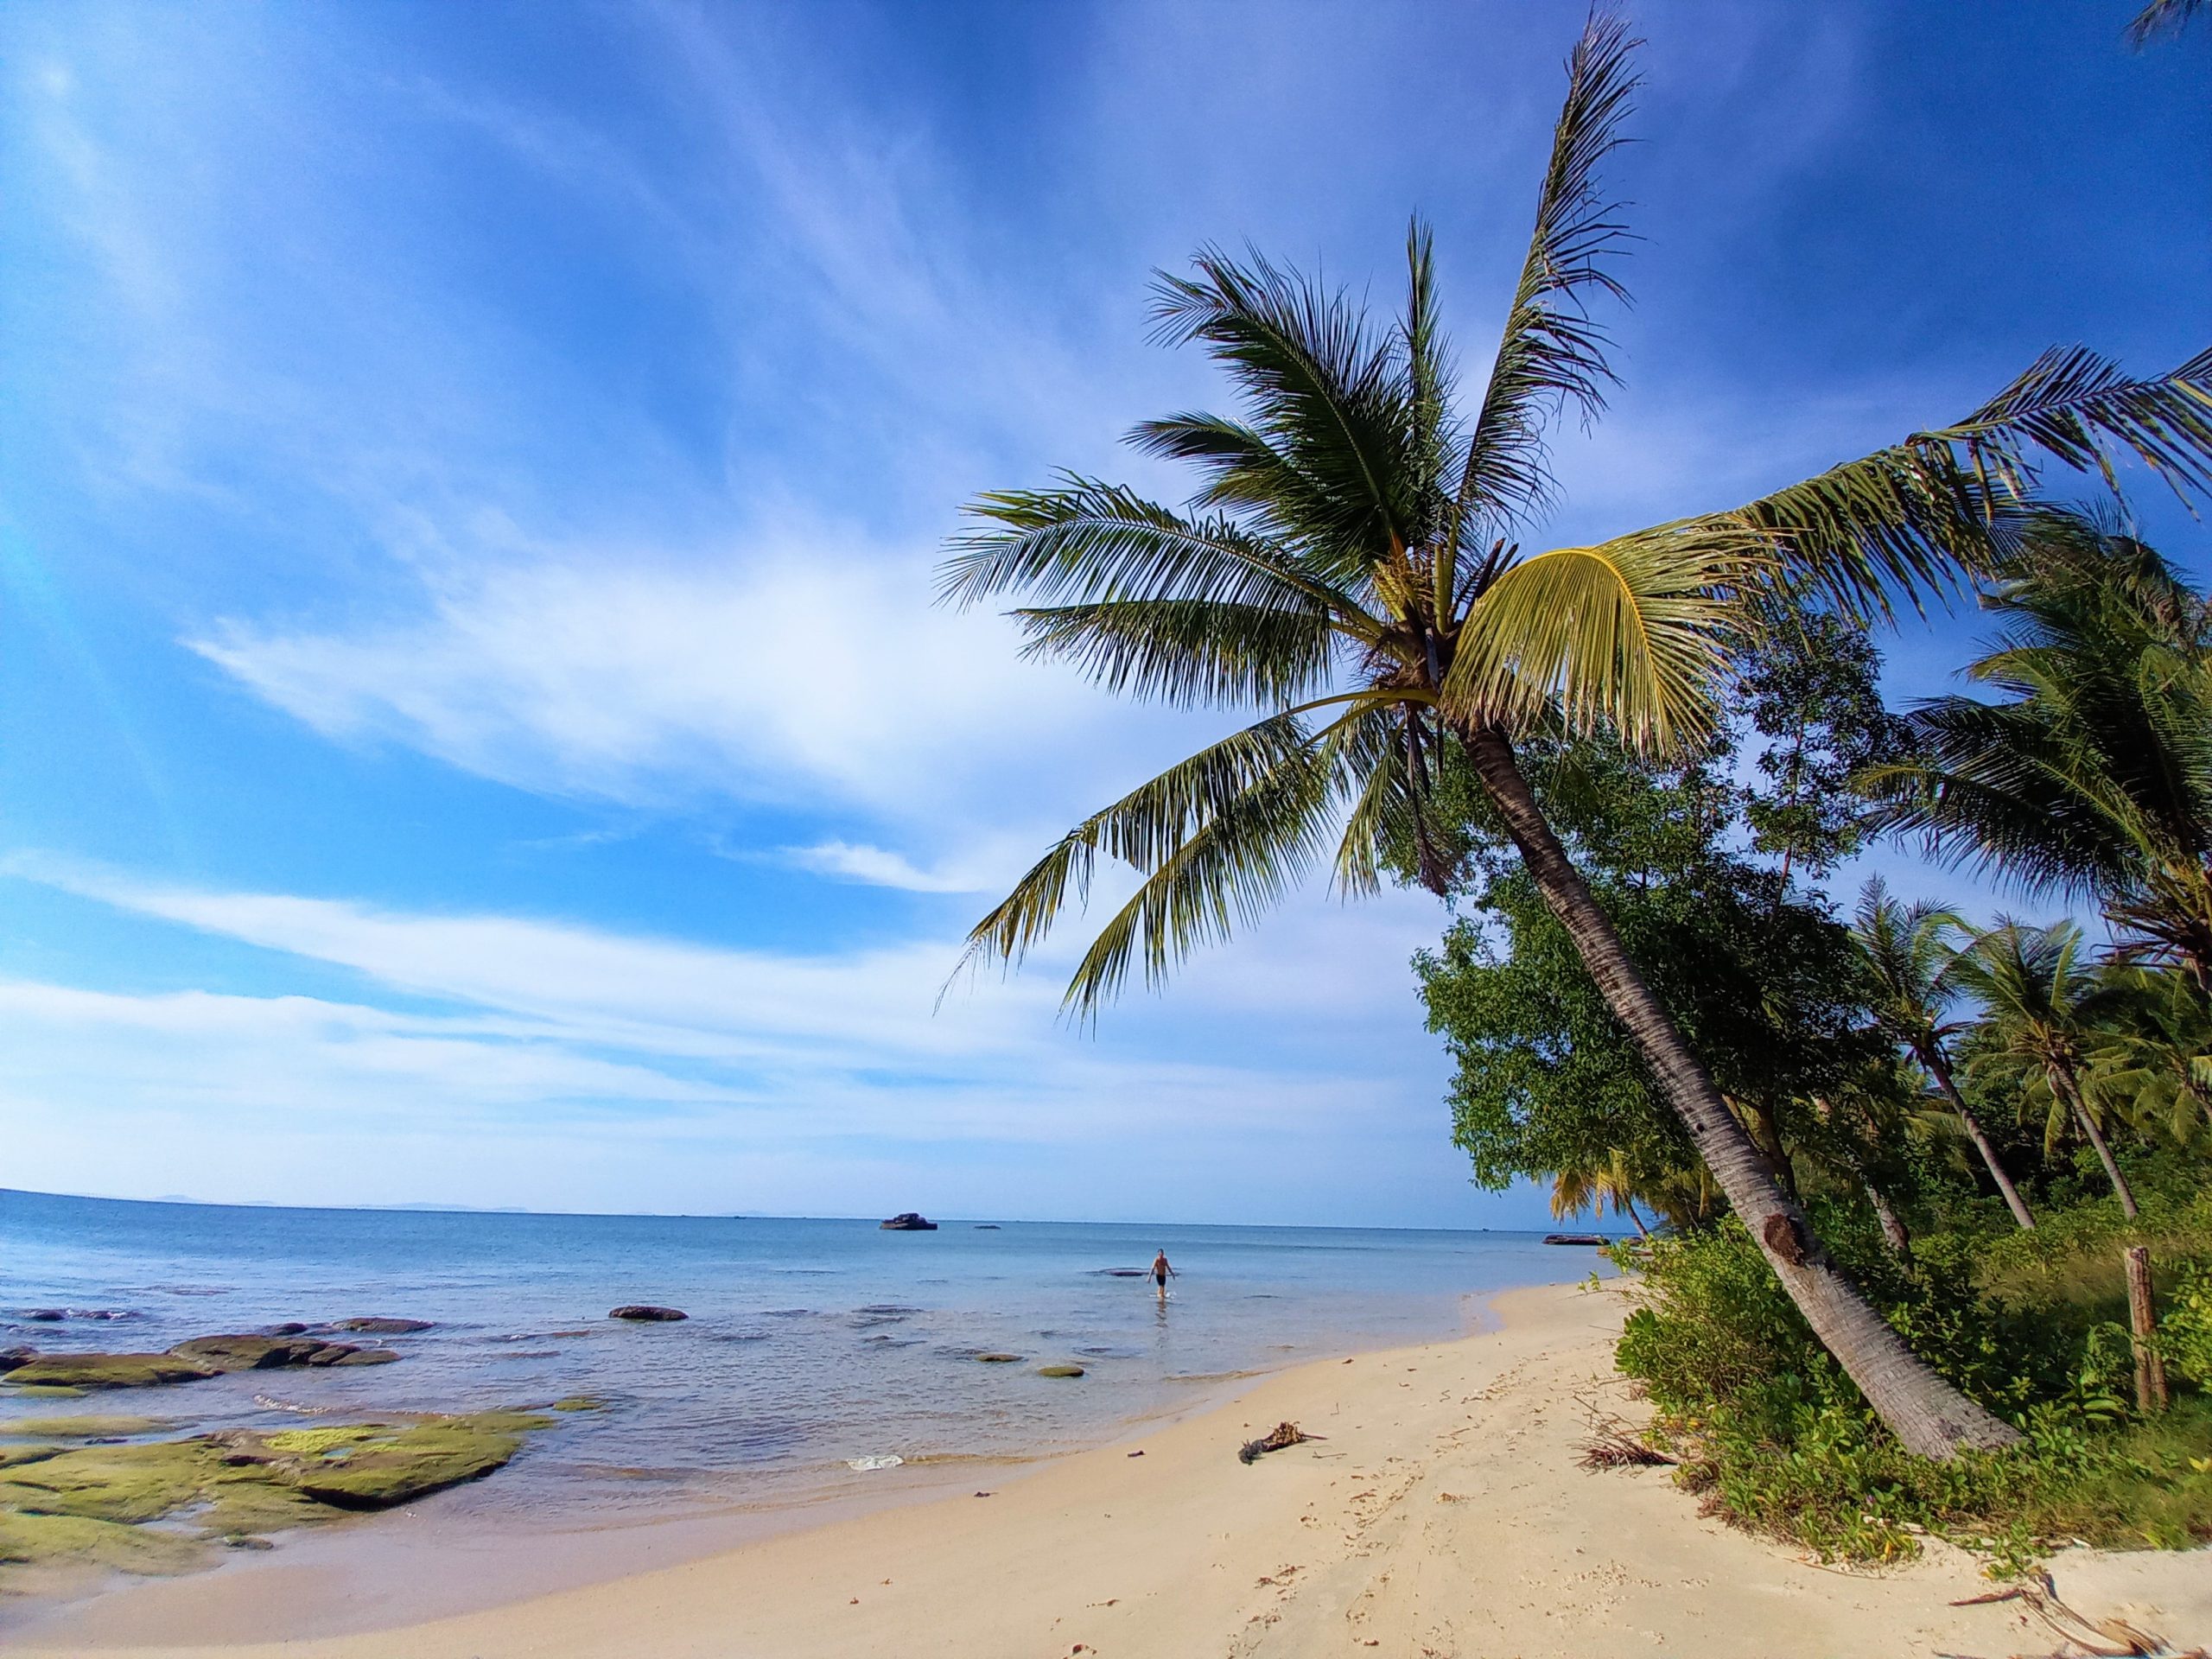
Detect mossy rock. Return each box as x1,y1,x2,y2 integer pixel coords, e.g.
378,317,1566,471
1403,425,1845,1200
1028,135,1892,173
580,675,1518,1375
1035,1363,1086,1378
548,1395,605,1413
229,1413,553,1510
4,1415,171,1440
3,1354,216,1390
976,1353,1023,1363
0,1509,208,1577
0,1408,559,1588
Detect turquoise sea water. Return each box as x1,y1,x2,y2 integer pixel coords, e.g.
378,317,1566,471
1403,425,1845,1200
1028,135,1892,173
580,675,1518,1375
0,1189,1601,1525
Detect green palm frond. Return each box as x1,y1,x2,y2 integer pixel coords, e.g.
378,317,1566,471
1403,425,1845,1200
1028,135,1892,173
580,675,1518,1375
2128,0,2207,43
1850,877,1968,1043
1055,697,1402,1012
950,696,1398,1014
1141,247,1427,574
1009,598,1337,709
1924,345,2212,505
1449,9,1640,556
1325,702,1426,898
1442,518,1768,751
1859,698,2146,898
940,476,1386,642
1712,348,2212,624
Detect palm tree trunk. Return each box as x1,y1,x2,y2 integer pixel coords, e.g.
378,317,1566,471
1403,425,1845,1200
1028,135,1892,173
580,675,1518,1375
1917,1044,2037,1230
1460,726,2020,1457
1864,1178,1912,1261
1622,1197,1653,1240
2056,1069,2139,1218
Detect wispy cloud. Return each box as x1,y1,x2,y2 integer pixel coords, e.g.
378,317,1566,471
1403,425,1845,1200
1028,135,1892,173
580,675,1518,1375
776,840,997,894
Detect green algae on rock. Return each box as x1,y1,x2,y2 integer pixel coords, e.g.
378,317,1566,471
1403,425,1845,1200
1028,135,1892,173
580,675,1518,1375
2,1416,172,1440
0,1409,556,1584
1035,1363,1086,1378
1,1354,216,1390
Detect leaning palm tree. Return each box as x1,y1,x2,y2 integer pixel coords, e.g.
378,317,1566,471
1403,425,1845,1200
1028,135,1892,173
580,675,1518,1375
1850,878,2037,1229
939,15,2212,1456
1551,1147,1651,1238
1863,514,2212,996
1947,921,2140,1218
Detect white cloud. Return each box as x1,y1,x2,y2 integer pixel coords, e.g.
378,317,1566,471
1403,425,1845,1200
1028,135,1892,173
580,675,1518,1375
187,531,1202,836
0,860,1495,1223
777,840,995,893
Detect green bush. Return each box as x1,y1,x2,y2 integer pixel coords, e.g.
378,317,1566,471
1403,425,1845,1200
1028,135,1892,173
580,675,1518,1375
1612,1214,2212,1567
2166,1264,2212,1387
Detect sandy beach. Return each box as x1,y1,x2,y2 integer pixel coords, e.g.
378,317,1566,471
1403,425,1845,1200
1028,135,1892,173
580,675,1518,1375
9,1279,2206,1659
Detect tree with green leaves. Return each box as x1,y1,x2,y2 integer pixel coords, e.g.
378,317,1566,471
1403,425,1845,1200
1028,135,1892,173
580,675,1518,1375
1946,920,2140,1218
1850,879,2037,1230
1864,514,2212,997
938,13,2212,1456
1738,600,1910,880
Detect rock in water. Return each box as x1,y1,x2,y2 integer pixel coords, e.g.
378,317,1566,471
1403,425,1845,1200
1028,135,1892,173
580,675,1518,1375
976,1352,1023,1363
168,1335,389,1371
1036,1363,1085,1378
3,1354,218,1390
331,1318,434,1334
878,1212,938,1230
607,1306,688,1322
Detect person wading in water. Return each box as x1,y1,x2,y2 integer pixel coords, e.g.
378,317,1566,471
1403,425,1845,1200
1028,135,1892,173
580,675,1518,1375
1151,1249,1176,1301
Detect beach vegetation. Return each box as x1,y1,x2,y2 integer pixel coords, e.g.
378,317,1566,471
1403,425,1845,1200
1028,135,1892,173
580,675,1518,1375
939,8,2212,1460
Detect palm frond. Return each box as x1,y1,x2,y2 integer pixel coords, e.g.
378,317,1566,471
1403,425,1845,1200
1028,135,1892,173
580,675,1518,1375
1054,699,1403,1013
1141,248,1426,575
940,476,1386,643
1923,345,2212,506
1009,598,1337,709
1449,9,1640,554
950,712,1321,988
1442,518,1766,751
2128,0,2207,48
1707,349,2212,624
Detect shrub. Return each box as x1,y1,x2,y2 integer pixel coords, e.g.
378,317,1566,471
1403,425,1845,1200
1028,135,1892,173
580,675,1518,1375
1611,1212,2212,1567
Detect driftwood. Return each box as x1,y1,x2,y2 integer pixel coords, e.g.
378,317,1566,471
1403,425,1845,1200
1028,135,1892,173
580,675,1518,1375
1577,1423,1675,1470
1238,1421,1320,1464
1948,1573,2200,1658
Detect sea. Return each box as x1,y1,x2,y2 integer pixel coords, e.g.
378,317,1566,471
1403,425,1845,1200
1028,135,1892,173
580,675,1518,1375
0,1188,1605,1627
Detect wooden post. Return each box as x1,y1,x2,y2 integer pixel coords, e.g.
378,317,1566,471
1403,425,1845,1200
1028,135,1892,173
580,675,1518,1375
2125,1246,2168,1415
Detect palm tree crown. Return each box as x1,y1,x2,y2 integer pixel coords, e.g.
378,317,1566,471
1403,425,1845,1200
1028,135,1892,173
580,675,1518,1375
1865,515,2212,993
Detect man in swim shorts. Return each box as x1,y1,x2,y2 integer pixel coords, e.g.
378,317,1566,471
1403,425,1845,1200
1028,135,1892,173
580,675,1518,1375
1152,1249,1175,1298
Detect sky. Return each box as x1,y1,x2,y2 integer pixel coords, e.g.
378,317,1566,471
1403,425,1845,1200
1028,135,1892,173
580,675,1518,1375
0,1,2204,1228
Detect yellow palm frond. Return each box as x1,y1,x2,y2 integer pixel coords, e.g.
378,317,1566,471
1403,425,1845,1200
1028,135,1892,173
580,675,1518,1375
1441,520,1771,752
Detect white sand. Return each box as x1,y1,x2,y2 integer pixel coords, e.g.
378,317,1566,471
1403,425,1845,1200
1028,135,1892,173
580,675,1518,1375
12,1280,2209,1658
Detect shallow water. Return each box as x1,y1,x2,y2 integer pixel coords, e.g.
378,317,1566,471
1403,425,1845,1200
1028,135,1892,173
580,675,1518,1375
0,1188,1599,1527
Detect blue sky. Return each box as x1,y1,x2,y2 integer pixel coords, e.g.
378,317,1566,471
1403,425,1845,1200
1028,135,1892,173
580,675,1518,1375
0,2,2203,1226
